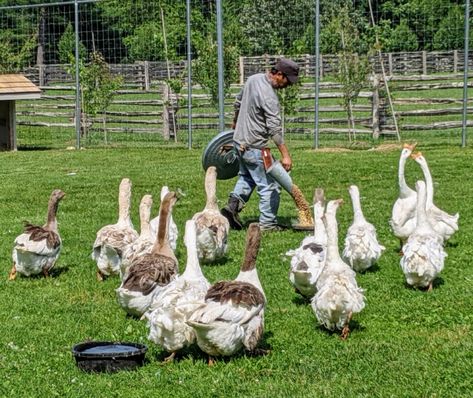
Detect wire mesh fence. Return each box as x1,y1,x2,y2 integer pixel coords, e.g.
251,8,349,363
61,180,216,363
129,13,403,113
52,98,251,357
0,0,471,150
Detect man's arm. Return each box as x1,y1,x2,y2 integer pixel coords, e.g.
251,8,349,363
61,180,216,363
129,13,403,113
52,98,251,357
276,142,292,171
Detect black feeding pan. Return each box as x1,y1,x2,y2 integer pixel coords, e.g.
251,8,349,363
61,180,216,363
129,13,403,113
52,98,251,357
202,130,239,180
72,341,147,373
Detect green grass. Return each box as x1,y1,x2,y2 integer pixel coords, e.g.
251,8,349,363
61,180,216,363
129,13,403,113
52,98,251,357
0,143,472,397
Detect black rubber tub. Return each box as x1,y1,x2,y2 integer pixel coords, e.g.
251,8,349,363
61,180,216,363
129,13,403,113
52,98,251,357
72,341,148,373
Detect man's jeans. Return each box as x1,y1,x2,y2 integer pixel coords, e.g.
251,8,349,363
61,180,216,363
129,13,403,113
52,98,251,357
230,145,281,228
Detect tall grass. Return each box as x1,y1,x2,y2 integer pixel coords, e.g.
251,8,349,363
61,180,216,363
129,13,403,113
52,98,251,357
0,143,472,397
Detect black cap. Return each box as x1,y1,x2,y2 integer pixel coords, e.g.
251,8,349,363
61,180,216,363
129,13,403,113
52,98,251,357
275,58,299,84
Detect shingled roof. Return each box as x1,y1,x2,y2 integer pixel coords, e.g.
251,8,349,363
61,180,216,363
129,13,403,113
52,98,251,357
0,74,41,101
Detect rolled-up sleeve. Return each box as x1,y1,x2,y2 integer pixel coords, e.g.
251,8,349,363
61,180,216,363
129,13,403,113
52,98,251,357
263,96,284,145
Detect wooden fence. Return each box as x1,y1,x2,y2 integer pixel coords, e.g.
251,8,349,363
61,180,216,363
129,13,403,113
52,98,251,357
15,70,473,142
21,50,473,87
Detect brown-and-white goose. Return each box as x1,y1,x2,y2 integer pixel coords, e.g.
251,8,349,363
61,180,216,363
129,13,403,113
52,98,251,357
92,178,139,281
120,194,154,280
116,191,179,317
310,199,365,339
150,186,178,251
390,143,417,246
9,189,65,280
286,188,327,298
411,152,459,242
400,180,447,291
144,219,210,362
187,223,265,362
342,185,385,272
192,166,230,263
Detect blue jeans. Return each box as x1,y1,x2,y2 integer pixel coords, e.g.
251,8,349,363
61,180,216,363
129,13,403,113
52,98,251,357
230,145,281,228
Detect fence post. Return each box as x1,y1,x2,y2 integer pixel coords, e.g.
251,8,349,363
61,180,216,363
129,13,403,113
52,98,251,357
454,50,458,73
239,56,244,84
143,61,150,91
162,82,170,140
388,53,393,76
319,54,324,79
371,74,380,140
38,65,45,86
422,50,427,75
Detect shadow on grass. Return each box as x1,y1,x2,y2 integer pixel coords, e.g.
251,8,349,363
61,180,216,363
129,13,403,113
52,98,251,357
17,146,54,151
49,265,70,278
403,276,445,291
292,294,311,306
152,331,274,365
360,263,381,274
317,319,365,338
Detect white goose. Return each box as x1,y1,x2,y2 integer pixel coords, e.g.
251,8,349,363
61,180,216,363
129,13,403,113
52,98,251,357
400,180,447,291
311,199,365,339
342,185,385,272
286,188,327,298
192,166,230,263
145,219,210,362
9,189,65,280
116,191,179,317
120,194,154,280
187,223,265,362
390,143,417,246
411,152,459,242
150,186,178,251
92,178,139,281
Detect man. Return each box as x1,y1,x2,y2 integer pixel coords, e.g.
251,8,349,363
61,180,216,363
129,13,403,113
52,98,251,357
221,58,299,232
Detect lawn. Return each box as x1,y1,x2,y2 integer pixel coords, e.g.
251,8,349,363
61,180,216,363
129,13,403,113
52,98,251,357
0,142,472,397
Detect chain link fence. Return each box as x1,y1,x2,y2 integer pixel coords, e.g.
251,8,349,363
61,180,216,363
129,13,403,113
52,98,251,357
0,0,470,150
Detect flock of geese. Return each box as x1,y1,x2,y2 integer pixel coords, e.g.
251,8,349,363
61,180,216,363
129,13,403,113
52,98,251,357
7,143,459,363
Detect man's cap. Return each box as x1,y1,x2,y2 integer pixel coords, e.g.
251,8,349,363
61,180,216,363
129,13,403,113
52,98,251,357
275,58,299,84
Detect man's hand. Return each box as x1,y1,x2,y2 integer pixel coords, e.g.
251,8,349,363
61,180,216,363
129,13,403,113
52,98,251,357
281,155,292,171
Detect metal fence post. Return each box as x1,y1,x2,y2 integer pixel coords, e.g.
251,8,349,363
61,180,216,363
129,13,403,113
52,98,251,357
462,0,470,148
216,0,224,133
74,0,81,149
314,0,320,150
186,0,192,149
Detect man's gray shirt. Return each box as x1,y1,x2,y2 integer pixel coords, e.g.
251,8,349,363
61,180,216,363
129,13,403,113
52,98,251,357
233,72,284,149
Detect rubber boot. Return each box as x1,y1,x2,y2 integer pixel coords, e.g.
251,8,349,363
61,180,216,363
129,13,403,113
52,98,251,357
221,196,244,230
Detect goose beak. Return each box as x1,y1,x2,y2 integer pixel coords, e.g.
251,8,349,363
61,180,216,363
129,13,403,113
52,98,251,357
176,188,186,200
403,142,417,151
410,151,422,160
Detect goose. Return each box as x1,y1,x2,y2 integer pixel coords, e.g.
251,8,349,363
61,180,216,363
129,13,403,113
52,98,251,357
144,219,210,362
120,194,154,280
400,180,447,291
187,223,265,362
116,191,179,317
92,178,139,281
411,152,459,242
310,199,365,339
390,143,418,246
192,166,230,263
150,186,178,251
9,189,65,280
286,188,327,298
342,185,385,272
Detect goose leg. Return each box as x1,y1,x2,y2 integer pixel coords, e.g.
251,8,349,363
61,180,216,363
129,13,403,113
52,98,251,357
96,270,104,281
8,264,17,280
427,282,433,292
208,356,216,366
340,312,353,340
164,352,176,363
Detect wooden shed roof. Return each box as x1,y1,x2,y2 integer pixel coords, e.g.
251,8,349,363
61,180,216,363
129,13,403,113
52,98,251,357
0,74,41,101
